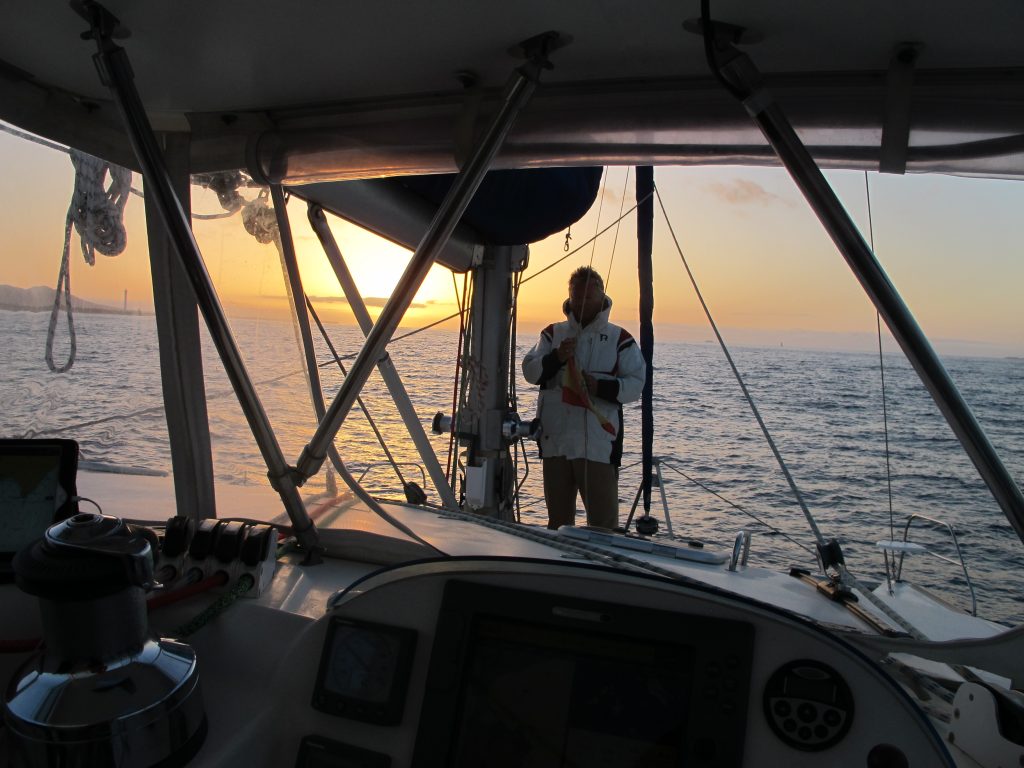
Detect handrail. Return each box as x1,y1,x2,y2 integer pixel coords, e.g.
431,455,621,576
881,513,977,616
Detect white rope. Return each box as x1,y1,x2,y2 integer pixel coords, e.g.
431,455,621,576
240,191,278,244
45,150,132,373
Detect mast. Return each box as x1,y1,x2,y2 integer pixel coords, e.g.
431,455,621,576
637,166,656,518
461,245,530,519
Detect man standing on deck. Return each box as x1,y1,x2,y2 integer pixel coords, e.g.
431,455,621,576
522,267,645,529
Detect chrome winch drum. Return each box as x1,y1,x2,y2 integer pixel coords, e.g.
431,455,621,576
3,513,206,767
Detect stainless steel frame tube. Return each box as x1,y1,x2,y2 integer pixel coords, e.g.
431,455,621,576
296,49,551,480
271,185,346,478
715,46,1024,541
307,205,460,508
82,5,319,553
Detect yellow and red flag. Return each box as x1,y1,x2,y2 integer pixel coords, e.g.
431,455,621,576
562,357,617,436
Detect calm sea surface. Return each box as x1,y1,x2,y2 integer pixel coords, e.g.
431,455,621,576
3,308,1023,624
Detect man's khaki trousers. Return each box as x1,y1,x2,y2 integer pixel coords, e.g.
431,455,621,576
542,456,618,530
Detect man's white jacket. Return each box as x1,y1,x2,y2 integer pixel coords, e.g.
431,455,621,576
522,297,645,466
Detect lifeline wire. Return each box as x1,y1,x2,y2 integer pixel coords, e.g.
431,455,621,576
22,307,467,441
0,122,246,220
654,184,827,548
7,120,288,375
658,459,817,557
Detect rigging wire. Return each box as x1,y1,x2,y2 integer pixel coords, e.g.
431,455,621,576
654,183,827,548
305,296,408,489
509,268,523,522
521,192,652,286
865,172,896,543
604,166,632,291
0,121,68,153
517,175,654,525
652,177,921,630
446,272,470,486
658,459,817,557
451,273,477,503
579,170,610,516
588,167,608,268
392,310,462,343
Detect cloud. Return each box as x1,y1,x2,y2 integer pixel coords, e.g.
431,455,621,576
308,294,425,309
600,185,622,206
706,179,793,207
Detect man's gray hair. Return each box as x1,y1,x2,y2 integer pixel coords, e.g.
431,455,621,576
568,265,604,293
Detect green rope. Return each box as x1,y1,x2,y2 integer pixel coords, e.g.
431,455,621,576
173,574,255,638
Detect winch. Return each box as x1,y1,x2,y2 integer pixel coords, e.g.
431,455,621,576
3,512,206,767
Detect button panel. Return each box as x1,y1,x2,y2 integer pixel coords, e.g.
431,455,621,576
697,652,746,722
763,660,853,751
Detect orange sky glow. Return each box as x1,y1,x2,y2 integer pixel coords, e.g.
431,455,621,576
1,127,1022,357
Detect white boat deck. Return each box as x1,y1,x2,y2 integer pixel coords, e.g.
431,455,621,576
70,469,1007,643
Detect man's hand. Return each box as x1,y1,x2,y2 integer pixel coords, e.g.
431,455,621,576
556,337,576,363
583,372,598,395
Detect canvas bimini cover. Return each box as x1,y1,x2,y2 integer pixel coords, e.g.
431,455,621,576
293,168,604,271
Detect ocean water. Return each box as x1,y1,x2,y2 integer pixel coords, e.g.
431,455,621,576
2,308,1023,624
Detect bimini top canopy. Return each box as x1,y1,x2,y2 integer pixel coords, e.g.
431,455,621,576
0,1,1022,179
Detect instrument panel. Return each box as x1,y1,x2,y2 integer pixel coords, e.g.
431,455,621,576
260,559,954,767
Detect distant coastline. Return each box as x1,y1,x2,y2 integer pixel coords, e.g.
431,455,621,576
0,284,147,316
0,302,145,316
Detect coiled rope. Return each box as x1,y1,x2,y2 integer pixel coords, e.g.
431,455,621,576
45,149,132,372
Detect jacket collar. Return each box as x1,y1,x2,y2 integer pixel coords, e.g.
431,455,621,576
562,294,612,332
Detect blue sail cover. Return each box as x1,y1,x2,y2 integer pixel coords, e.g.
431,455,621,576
390,167,604,246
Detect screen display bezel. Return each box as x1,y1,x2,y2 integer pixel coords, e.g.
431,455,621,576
0,439,79,563
311,617,417,725
412,579,754,768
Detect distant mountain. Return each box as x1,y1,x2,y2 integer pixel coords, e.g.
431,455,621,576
0,284,128,314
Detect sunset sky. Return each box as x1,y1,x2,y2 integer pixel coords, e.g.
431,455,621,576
1,125,1021,357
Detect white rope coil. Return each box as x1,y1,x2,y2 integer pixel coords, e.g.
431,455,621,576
45,149,132,373
241,192,278,244
69,149,131,264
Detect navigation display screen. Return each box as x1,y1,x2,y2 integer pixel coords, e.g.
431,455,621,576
0,442,76,557
312,618,416,725
452,617,693,768
414,580,753,768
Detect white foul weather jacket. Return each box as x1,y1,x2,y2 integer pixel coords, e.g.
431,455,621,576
522,297,645,465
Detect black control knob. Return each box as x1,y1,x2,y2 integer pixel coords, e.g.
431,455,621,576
763,659,853,751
